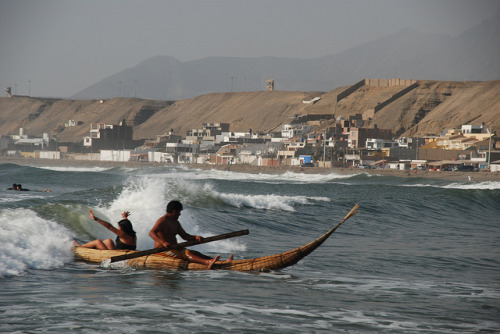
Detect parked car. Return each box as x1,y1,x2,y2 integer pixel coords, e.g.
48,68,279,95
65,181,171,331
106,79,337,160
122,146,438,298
456,165,475,172
301,162,315,167
358,164,375,169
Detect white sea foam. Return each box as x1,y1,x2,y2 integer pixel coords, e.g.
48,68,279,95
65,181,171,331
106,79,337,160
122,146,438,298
0,190,48,203
37,166,112,172
112,173,329,216
310,274,500,305
87,175,171,250
184,179,331,211
214,190,329,211
404,180,500,190
179,168,355,184
402,183,435,188
88,175,248,253
164,299,423,332
333,309,420,331
0,208,74,277
443,180,500,190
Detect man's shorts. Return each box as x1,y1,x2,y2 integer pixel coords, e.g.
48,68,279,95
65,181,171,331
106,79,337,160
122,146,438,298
165,248,189,259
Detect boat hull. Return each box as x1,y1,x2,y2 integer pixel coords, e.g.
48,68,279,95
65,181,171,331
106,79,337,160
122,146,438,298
73,204,359,271
73,246,308,271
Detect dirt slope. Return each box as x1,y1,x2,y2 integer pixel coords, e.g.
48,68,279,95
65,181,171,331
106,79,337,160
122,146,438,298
1,80,499,143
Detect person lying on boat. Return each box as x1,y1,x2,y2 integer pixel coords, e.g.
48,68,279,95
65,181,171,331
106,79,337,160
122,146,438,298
74,210,137,250
149,200,232,269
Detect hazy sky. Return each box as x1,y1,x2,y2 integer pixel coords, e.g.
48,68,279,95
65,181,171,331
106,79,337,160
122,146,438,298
1,0,499,98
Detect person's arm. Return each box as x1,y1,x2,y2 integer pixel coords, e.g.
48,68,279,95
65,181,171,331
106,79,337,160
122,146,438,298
149,216,169,248
89,209,124,237
177,223,202,243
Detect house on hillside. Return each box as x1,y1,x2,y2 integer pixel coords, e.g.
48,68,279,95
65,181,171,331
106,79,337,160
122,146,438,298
142,130,182,149
83,120,136,151
347,126,392,148
165,142,199,164
461,124,492,141
366,138,399,150
8,128,55,154
236,142,283,166
281,124,314,139
213,144,242,165
186,122,230,142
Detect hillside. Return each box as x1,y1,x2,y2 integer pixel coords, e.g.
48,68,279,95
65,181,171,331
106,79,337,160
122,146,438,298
1,80,499,144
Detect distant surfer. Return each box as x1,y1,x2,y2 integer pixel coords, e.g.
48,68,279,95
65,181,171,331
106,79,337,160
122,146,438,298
6,183,29,191
5,183,50,192
16,184,30,191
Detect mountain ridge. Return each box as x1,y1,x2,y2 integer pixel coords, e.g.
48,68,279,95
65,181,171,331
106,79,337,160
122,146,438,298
70,12,500,101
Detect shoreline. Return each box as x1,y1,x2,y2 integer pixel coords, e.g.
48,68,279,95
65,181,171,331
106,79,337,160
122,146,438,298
1,156,499,182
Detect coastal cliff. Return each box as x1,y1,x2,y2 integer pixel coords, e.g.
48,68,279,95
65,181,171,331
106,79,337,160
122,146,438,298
0,79,499,143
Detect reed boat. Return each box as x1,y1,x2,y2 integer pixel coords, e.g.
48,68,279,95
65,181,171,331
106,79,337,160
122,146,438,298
73,204,359,271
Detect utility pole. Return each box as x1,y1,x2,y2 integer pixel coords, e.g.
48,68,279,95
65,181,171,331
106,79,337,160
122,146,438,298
416,136,419,160
488,127,492,170
323,129,326,166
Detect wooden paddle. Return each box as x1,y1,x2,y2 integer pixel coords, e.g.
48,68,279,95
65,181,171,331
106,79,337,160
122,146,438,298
109,229,249,263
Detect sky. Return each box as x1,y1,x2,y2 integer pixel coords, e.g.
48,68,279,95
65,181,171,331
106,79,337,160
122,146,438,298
1,0,499,98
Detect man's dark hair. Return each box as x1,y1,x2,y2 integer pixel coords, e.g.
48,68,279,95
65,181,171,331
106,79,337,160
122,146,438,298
166,200,183,213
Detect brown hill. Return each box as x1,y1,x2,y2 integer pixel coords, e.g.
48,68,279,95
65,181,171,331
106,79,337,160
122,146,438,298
1,80,499,143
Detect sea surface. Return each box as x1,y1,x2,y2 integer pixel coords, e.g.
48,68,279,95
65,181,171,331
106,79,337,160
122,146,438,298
0,163,498,333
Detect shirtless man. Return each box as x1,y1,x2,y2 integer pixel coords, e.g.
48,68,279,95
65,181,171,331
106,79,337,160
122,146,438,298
149,200,221,269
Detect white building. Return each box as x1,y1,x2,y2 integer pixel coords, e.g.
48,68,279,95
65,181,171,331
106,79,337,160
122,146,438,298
461,124,486,134
366,138,399,150
100,150,131,162
83,123,114,147
215,131,251,144
281,124,302,139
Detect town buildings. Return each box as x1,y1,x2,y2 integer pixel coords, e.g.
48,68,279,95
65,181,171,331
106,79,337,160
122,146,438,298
2,116,499,172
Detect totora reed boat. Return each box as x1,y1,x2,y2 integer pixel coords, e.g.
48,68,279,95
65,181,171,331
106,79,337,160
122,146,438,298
73,204,359,271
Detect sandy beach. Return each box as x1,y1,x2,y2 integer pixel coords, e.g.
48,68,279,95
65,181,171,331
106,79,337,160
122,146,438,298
1,156,499,182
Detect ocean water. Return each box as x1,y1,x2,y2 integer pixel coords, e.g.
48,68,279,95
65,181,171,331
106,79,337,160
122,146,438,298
0,163,498,333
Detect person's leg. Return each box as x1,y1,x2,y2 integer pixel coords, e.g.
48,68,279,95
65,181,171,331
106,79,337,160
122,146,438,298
184,249,220,269
190,249,233,262
103,239,115,250
75,239,108,250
